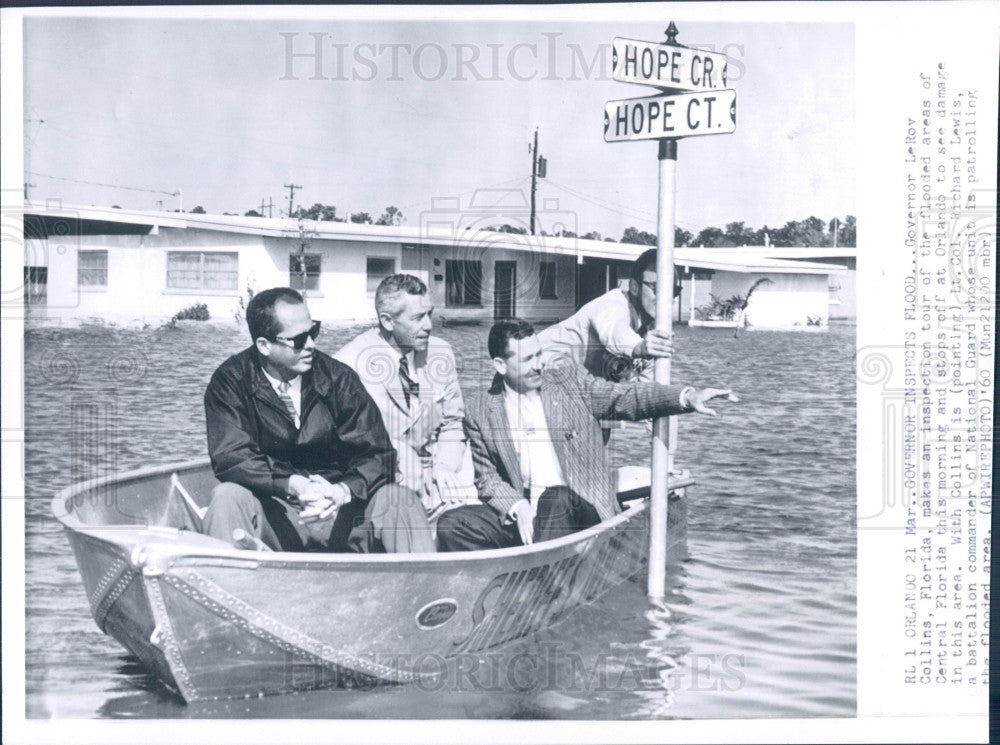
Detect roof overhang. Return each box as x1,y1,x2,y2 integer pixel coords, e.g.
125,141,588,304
20,204,848,275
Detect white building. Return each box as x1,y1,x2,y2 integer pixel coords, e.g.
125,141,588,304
21,204,852,329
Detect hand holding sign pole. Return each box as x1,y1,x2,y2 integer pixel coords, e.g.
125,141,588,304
605,22,736,603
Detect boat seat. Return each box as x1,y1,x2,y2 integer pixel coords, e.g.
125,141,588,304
167,473,208,532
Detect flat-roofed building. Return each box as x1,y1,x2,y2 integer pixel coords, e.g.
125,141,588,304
20,204,853,329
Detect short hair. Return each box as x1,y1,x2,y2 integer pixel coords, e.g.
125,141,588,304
630,248,658,282
246,287,304,341
375,274,427,318
488,318,535,359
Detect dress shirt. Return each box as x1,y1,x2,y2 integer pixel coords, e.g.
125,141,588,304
501,382,565,505
261,368,302,428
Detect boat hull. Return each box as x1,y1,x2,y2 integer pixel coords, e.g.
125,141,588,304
54,459,687,702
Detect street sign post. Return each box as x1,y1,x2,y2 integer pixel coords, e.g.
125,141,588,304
602,24,737,604
612,37,728,92
604,89,737,142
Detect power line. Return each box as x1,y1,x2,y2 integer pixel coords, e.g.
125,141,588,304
543,179,657,225
396,175,530,213
543,178,707,235
26,171,179,197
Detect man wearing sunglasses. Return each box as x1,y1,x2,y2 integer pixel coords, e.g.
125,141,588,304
202,286,435,554
537,248,680,382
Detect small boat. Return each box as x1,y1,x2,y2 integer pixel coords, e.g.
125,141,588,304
53,459,690,703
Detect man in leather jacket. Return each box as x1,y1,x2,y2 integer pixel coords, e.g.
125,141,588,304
201,287,435,553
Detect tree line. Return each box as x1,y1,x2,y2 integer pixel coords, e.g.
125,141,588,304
185,203,855,249
247,203,405,226
182,203,406,226
490,215,855,248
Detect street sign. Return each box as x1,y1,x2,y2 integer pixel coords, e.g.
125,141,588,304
604,89,737,142
612,37,728,92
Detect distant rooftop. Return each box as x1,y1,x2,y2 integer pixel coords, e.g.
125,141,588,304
22,203,851,276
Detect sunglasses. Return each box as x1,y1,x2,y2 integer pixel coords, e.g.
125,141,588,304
268,320,321,351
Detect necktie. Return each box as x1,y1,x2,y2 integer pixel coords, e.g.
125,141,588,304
276,380,298,424
398,355,419,407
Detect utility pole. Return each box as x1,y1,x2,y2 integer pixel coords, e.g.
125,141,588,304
833,217,839,248
284,183,301,217
528,129,546,235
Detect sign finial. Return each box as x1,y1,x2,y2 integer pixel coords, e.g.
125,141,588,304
665,22,679,45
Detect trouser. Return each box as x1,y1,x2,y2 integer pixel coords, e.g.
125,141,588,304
202,482,435,553
436,485,601,552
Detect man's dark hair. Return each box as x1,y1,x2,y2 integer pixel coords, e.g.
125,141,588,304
630,248,658,282
246,287,304,341
488,318,535,359
375,274,427,318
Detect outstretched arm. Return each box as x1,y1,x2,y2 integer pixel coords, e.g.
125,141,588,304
546,356,737,422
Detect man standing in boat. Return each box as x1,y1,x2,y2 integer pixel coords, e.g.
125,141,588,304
202,287,435,553
437,318,735,552
537,248,678,382
334,274,475,518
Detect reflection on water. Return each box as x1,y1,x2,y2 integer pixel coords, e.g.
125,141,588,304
25,320,856,719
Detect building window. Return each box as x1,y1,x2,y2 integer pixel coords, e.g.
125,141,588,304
78,250,108,288
166,251,238,291
538,261,557,299
445,260,482,307
24,267,47,307
289,253,321,292
366,257,395,297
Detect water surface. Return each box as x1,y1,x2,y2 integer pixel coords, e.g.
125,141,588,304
24,320,856,719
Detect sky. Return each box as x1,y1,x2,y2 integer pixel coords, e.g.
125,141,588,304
23,15,854,241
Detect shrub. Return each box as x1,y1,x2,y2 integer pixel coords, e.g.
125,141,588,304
172,303,209,322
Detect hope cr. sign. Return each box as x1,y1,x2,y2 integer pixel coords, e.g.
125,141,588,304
612,37,728,92
604,89,737,142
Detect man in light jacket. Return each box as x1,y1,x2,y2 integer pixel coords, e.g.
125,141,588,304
335,274,474,516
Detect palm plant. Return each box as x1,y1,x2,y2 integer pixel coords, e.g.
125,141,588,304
694,278,773,321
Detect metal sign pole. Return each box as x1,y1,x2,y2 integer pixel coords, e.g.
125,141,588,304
603,20,733,602
648,137,678,603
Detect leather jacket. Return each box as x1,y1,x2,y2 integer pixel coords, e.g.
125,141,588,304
205,346,396,502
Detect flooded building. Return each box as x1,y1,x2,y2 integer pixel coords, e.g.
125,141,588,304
20,205,853,329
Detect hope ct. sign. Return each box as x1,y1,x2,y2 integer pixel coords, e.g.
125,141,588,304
604,89,737,142
612,37,728,92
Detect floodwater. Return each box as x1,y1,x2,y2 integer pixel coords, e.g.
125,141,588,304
24,319,856,719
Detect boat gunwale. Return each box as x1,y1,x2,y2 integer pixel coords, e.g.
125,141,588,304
53,457,689,567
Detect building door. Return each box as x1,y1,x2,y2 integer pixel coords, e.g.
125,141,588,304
493,261,516,319
24,267,47,310
576,258,610,308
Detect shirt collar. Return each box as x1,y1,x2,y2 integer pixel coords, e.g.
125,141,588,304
260,366,301,393
502,380,540,404
377,329,414,367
